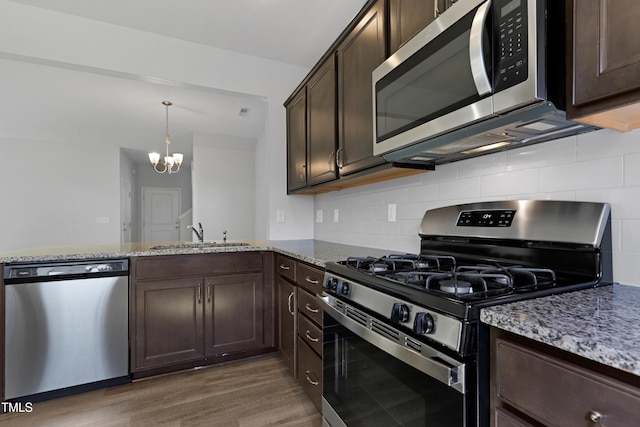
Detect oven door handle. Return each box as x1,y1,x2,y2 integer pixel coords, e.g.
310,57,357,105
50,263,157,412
319,294,465,394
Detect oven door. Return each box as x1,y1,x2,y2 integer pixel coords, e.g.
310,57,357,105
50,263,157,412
320,294,474,427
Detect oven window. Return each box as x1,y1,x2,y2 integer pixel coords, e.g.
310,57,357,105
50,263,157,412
323,312,466,427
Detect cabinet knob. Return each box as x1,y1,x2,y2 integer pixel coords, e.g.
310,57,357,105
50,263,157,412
588,410,607,426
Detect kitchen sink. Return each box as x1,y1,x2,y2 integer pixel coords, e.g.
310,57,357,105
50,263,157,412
149,242,251,250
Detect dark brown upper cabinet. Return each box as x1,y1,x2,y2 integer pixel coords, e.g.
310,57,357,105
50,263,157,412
286,89,307,192
567,0,640,131
307,55,338,187
336,0,387,176
389,0,439,53
285,55,338,194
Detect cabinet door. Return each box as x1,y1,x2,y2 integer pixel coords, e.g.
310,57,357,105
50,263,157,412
337,0,387,176
569,0,640,126
134,278,204,370
286,88,307,192
307,55,338,187
389,0,438,53
277,277,297,376
204,273,264,356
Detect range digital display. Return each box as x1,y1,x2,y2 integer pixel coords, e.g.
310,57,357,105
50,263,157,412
456,209,516,227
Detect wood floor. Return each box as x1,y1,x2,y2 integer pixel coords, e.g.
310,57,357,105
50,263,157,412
2,354,322,426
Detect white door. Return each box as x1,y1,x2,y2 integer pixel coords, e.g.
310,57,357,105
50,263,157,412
142,188,181,242
120,178,132,244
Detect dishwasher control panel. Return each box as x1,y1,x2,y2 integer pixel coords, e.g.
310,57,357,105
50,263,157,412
4,259,129,281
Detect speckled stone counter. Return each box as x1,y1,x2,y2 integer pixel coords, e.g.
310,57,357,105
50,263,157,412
481,284,640,376
0,239,392,268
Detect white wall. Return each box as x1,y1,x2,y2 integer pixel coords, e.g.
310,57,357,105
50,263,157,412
193,134,256,241
314,128,640,286
0,138,121,252
0,1,314,250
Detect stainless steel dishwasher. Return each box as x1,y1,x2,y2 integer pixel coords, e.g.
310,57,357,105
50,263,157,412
4,259,130,401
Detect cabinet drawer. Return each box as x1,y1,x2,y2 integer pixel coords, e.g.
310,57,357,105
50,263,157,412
135,253,262,280
297,337,322,411
494,408,535,427
296,262,323,294
298,313,322,356
496,338,640,427
298,288,322,326
276,255,296,282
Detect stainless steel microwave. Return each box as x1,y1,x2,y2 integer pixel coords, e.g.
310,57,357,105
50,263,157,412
373,0,596,167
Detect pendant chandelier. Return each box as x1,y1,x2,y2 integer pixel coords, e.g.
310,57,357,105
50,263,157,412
149,100,183,174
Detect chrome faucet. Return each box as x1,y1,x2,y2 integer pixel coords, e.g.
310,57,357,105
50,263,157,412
188,223,204,242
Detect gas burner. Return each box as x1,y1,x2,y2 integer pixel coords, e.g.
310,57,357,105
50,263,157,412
440,279,473,294
364,254,457,275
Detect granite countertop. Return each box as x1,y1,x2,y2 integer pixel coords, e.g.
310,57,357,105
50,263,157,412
6,240,638,378
481,283,640,376
0,239,392,268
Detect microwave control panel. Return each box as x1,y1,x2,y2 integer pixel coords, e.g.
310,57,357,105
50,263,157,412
494,0,528,92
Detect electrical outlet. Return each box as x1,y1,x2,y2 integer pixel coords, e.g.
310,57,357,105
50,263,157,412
334,209,339,222
316,210,323,223
276,209,285,223
388,204,396,222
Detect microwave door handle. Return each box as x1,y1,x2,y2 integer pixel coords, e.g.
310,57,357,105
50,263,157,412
469,0,492,96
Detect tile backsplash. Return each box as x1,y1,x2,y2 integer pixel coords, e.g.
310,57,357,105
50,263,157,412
314,128,640,286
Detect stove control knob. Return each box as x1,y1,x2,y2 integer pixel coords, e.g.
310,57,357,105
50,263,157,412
391,303,410,323
413,312,435,335
337,280,350,296
325,277,337,291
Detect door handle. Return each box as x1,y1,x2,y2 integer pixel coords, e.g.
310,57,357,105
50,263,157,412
469,0,492,96
287,292,295,315
207,283,212,303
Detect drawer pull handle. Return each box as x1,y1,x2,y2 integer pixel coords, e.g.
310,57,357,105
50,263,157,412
588,410,607,426
279,264,291,271
305,330,319,342
305,276,319,285
304,370,319,386
197,284,202,304
305,303,319,314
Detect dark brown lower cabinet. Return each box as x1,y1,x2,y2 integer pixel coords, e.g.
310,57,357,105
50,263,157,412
491,329,640,427
134,277,205,369
205,273,264,355
277,276,297,376
131,252,274,377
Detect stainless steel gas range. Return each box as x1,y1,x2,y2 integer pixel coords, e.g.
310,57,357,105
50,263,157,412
319,200,613,427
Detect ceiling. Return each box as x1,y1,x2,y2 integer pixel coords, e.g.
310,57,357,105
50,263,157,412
3,0,368,164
